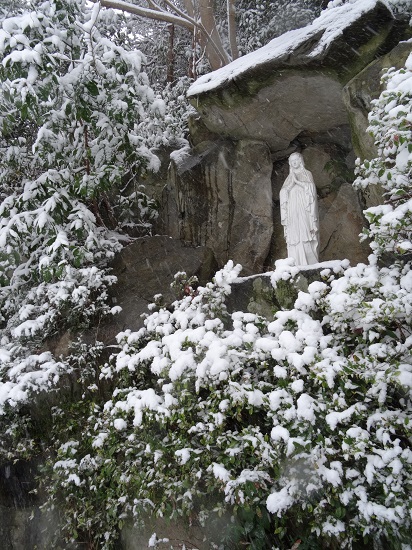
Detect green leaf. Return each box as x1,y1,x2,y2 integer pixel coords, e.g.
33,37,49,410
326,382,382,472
21,103,28,120
77,106,91,123
86,80,99,97
336,506,346,519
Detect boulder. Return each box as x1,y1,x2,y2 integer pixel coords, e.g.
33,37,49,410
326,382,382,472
343,40,412,161
187,1,399,152
102,236,211,340
343,40,412,207
190,72,349,151
165,139,273,275
225,261,346,318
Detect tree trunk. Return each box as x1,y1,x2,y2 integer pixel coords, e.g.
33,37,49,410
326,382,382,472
167,23,175,83
182,0,195,78
227,0,238,60
197,0,230,69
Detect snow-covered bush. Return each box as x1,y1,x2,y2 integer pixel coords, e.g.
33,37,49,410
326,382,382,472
355,52,412,257
156,77,195,145
0,0,165,416
44,256,412,549
236,0,320,55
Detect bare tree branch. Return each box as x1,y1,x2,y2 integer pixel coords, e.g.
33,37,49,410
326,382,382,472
96,0,195,31
146,0,161,10
162,0,197,26
227,0,238,60
95,0,231,70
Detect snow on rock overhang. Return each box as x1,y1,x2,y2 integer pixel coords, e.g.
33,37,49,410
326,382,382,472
187,0,394,98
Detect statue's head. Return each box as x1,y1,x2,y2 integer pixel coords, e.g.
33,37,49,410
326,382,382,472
289,152,304,170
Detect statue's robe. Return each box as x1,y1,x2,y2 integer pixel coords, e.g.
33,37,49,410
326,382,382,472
280,167,319,265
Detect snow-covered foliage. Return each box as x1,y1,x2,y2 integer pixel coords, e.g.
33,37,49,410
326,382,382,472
45,255,412,548
120,8,196,86
0,0,170,415
355,52,412,256
147,77,194,148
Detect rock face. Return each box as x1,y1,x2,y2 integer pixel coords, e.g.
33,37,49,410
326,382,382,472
319,182,369,263
343,40,412,162
186,1,397,150
164,139,273,275
161,1,411,271
105,236,212,339
343,40,412,208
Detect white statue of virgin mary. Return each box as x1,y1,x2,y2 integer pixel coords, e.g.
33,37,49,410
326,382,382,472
279,152,319,265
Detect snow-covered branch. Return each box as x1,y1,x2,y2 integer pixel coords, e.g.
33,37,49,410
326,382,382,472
95,0,230,69
96,0,195,30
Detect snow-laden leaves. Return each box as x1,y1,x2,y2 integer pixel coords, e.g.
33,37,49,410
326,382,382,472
0,0,164,413
47,258,412,548
355,52,412,256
